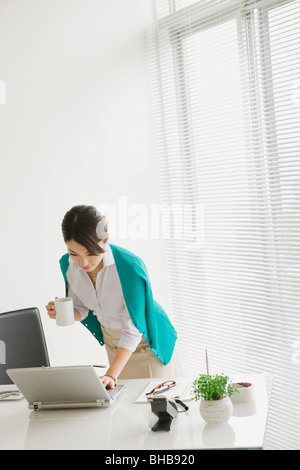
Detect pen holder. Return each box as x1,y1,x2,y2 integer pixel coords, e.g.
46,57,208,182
231,382,255,403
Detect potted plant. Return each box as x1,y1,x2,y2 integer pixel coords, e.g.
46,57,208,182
192,373,238,425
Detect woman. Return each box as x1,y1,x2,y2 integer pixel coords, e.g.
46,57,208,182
46,205,181,389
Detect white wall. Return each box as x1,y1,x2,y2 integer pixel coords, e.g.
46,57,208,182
0,0,171,367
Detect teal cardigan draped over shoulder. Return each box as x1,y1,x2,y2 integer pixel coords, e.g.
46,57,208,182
59,243,177,366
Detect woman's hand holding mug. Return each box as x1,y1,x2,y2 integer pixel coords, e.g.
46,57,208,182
46,297,75,326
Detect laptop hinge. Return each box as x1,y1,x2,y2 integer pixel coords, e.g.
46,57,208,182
32,402,42,411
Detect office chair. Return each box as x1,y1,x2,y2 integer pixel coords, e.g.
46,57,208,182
0,307,50,384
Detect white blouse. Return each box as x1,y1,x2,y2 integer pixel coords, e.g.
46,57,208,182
66,245,142,352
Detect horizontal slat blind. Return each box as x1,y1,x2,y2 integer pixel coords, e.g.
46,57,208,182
148,0,300,450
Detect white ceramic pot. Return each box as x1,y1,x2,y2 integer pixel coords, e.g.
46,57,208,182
200,396,233,425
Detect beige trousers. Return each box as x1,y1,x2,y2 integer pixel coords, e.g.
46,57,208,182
101,325,182,379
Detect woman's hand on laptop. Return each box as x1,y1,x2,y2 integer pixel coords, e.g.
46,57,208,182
100,348,132,390
100,375,116,390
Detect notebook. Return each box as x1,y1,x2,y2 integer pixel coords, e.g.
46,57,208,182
134,378,193,403
6,365,125,410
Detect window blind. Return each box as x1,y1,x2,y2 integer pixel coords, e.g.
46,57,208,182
148,0,300,450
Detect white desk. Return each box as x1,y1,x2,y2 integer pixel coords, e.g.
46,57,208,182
0,374,270,451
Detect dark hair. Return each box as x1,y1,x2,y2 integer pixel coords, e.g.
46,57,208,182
61,205,108,255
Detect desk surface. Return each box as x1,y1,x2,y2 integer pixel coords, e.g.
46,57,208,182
0,373,270,450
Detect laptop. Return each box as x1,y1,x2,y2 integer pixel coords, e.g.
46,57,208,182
0,307,50,386
6,365,126,410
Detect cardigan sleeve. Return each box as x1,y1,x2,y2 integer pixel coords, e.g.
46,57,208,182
109,244,177,365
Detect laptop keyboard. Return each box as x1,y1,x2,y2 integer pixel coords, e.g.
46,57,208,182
106,386,122,398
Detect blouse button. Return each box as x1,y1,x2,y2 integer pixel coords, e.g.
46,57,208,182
113,347,118,353
140,348,146,354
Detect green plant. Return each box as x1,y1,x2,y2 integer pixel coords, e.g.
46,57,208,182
192,373,238,401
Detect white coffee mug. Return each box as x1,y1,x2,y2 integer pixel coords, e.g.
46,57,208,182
55,297,75,327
